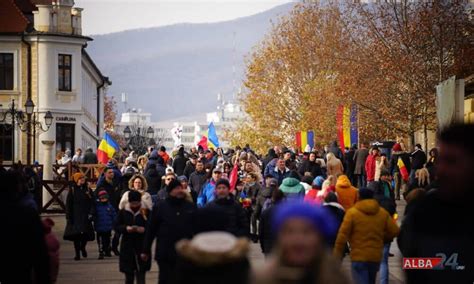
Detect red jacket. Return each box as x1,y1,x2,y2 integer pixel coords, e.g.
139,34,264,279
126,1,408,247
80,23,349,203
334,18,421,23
42,218,60,282
365,154,377,182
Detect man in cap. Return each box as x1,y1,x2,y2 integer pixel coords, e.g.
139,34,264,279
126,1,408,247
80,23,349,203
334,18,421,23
197,167,223,207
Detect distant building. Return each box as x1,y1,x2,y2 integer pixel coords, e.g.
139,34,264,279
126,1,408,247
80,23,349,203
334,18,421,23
0,0,110,166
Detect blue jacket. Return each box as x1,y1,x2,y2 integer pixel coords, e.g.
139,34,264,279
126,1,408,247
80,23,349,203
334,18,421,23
271,167,291,185
197,180,216,208
264,158,278,177
94,201,117,233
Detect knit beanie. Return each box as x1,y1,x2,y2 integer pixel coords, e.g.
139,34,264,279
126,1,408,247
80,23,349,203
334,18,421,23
272,201,338,243
106,160,115,169
166,179,182,193
215,178,230,189
312,176,325,188
72,172,85,183
359,187,374,200
128,190,142,202
98,190,109,199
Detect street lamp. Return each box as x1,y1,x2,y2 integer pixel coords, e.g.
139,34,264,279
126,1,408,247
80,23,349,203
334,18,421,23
147,126,154,139
123,126,131,139
0,99,53,164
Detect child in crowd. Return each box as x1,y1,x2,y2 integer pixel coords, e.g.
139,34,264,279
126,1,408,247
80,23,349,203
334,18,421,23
94,190,116,259
42,218,60,283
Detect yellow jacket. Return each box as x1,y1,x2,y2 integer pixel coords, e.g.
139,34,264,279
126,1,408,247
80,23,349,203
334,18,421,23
335,175,358,211
333,199,400,263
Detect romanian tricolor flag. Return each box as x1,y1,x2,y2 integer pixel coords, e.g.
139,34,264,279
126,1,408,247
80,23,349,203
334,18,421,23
207,122,220,149
97,133,119,164
295,131,315,153
336,104,359,151
397,158,409,182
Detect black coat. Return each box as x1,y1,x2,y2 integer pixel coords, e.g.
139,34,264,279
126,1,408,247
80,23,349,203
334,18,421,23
144,197,197,262
254,187,273,221
144,166,163,195
196,198,249,237
323,202,345,249
259,205,276,254
183,161,196,179
189,171,207,193
115,208,151,273
172,154,188,176
0,200,51,284
369,181,396,215
410,149,427,170
64,184,95,241
344,149,356,177
398,189,474,284
298,160,323,178
83,151,98,164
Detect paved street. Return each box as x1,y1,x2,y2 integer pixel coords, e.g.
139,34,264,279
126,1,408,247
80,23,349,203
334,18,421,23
47,201,406,284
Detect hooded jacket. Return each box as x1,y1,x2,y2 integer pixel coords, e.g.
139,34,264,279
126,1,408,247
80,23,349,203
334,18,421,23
279,178,305,200
173,148,188,176
335,175,358,211
197,179,217,207
333,199,400,262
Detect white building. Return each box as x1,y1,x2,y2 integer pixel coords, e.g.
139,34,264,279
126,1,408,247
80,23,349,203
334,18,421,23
0,0,110,170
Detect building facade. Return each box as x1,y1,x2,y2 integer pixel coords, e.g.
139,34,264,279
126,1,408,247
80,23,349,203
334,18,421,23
0,0,110,170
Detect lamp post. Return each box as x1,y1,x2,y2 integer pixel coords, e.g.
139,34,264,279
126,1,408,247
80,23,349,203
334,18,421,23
0,99,53,165
123,125,155,155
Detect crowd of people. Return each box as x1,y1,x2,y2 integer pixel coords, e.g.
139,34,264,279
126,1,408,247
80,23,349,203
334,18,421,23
1,123,473,284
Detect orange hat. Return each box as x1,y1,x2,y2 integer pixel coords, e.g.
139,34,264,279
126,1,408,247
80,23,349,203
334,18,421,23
72,173,85,183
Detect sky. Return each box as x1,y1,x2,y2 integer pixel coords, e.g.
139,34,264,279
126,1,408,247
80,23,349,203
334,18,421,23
75,0,293,35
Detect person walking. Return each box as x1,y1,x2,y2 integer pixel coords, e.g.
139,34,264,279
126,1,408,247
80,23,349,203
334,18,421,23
197,179,250,237
271,158,291,186
119,174,153,212
144,163,164,196
409,144,427,184
365,146,380,186
93,190,117,259
390,143,411,200
116,191,151,284
182,154,198,179
335,175,358,211
345,144,357,186
64,173,95,261
298,152,323,178
142,179,197,284
326,152,344,177
353,143,369,188
333,188,400,284
258,189,285,257
189,159,207,195
197,167,223,207
172,146,188,176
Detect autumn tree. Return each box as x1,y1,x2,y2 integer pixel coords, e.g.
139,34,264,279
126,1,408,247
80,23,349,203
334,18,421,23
232,1,474,152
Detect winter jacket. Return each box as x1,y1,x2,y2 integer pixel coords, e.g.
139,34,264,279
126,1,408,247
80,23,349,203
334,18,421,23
262,150,277,175
119,190,153,211
259,205,277,255
398,189,474,284
83,149,98,164
323,202,345,248
115,206,151,273
304,189,321,205
43,219,60,283
353,148,369,175
375,157,388,181
271,167,291,186
94,201,117,233
144,165,165,195
264,158,278,178
334,199,399,262
298,160,323,178
390,151,412,174
143,197,197,262
189,170,207,194
344,149,356,177
365,154,378,182
196,197,250,237
96,177,121,209
197,180,216,207
335,175,358,211
327,157,344,177
368,180,396,216
254,187,273,221
328,141,343,160
183,161,196,179
64,184,95,241
172,149,188,176
410,149,427,170
279,177,305,200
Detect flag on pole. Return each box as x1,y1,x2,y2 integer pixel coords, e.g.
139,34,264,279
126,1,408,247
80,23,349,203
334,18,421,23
295,130,315,152
97,133,120,164
197,136,208,150
228,163,239,193
336,104,359,152
207,122,219,149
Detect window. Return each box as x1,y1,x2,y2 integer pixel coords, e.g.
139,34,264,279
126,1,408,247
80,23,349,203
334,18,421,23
0,124,13,161
58,54,72,91
0,53,14,90
56,123,75,153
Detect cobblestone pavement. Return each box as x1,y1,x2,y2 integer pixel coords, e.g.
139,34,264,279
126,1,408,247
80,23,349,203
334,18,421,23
47,201,406,284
